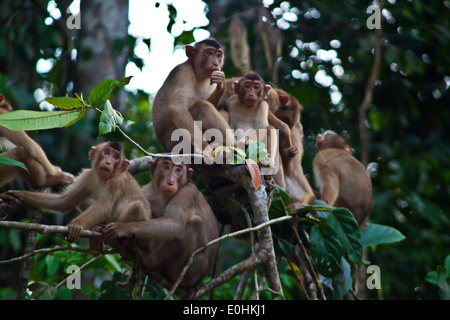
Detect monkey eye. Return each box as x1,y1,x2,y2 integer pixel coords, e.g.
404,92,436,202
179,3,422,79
175,166,183,174
205,49,214,56
113,153,120,160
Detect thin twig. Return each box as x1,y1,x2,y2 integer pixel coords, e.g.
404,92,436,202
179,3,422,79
0,246,117,265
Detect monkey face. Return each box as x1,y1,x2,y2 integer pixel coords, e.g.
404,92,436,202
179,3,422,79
202,46,224,72
95,147,123,180
155,160,189,198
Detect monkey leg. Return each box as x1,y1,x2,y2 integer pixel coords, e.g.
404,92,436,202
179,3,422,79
0,146,47,188
115,200,150,223
189,99,236,148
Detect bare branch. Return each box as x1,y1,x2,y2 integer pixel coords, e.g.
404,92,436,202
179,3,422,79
359,0,383,166
0,220,102,238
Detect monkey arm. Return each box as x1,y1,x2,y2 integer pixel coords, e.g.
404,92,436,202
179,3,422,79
7,169,94,213
268,112,293,149
7,190,78,213
69,202,113,229
169,107,208,153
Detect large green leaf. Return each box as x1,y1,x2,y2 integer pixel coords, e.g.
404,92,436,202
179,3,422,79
89,76,132,109
310,221,343,277
0,156,29,173
0,109,88,131
326,208,362,264
45,96,86,110
98,100,123,137
360,223,406,247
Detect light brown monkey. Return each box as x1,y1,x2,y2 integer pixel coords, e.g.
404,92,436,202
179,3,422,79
313,131,372,226
222,72,284,186
8,141,151,242
273,88,315,205
103,158,219,291
0,94,74,189
218,78,298,158
152,39,235,157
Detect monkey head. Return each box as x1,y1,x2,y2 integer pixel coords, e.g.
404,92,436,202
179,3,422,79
273,89,303,128
316,131,355,153
89,141,130,180
151,158,194,198
186,38,224,74
233,72,271,108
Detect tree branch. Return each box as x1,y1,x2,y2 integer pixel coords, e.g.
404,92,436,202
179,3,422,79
359,0,383,166
0,221,102,238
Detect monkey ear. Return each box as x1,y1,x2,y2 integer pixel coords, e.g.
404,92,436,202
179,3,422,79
121,159,131,172
185,45,195,58
233,81,239,94
149,160,156,174
264,85,272,99
88,147,97,160
0,94,4,101
188,168,195,179
279,95,289,105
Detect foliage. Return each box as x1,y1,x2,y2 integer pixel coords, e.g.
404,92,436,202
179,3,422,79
0,0,448,300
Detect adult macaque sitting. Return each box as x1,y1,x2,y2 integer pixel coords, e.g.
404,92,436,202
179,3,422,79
8,141,151,242
103,158,219,292
313,131,372,226
152,38,236,158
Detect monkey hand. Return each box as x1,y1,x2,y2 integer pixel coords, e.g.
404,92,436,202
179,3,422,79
103,222,130,244
6,190,33,206
286,146,299,158
210,71,225,88
67,223,84,243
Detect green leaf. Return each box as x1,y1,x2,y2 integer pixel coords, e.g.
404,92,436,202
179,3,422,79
98,100,123,137
269,185,291,219
360,223,406,247
89,76,132,109
0,109,88,131
45,255,60,276
327,208,362,264
246,140,268,164
103,254,122,273
0,156,29,173
45,96,86,110
310,221,343,277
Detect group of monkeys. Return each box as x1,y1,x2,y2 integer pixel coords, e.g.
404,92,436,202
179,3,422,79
0,38,372,294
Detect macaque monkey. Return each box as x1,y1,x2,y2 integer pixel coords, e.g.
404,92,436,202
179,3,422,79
222,72,284,186
218,78,298,158
273,88,315,205
313,131,372,226
152,39,235,158
8,141,151,242
0,94,74,190
103,158,219,291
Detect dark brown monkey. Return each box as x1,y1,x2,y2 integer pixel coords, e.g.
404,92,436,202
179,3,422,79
8,141,151,241
152,39,235,158
0,94,74,190
313,131,372,226
103,158,219,291
222,72,284,186
273,88,315,205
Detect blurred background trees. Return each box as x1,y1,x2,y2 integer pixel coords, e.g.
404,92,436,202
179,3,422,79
0,0,448,299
